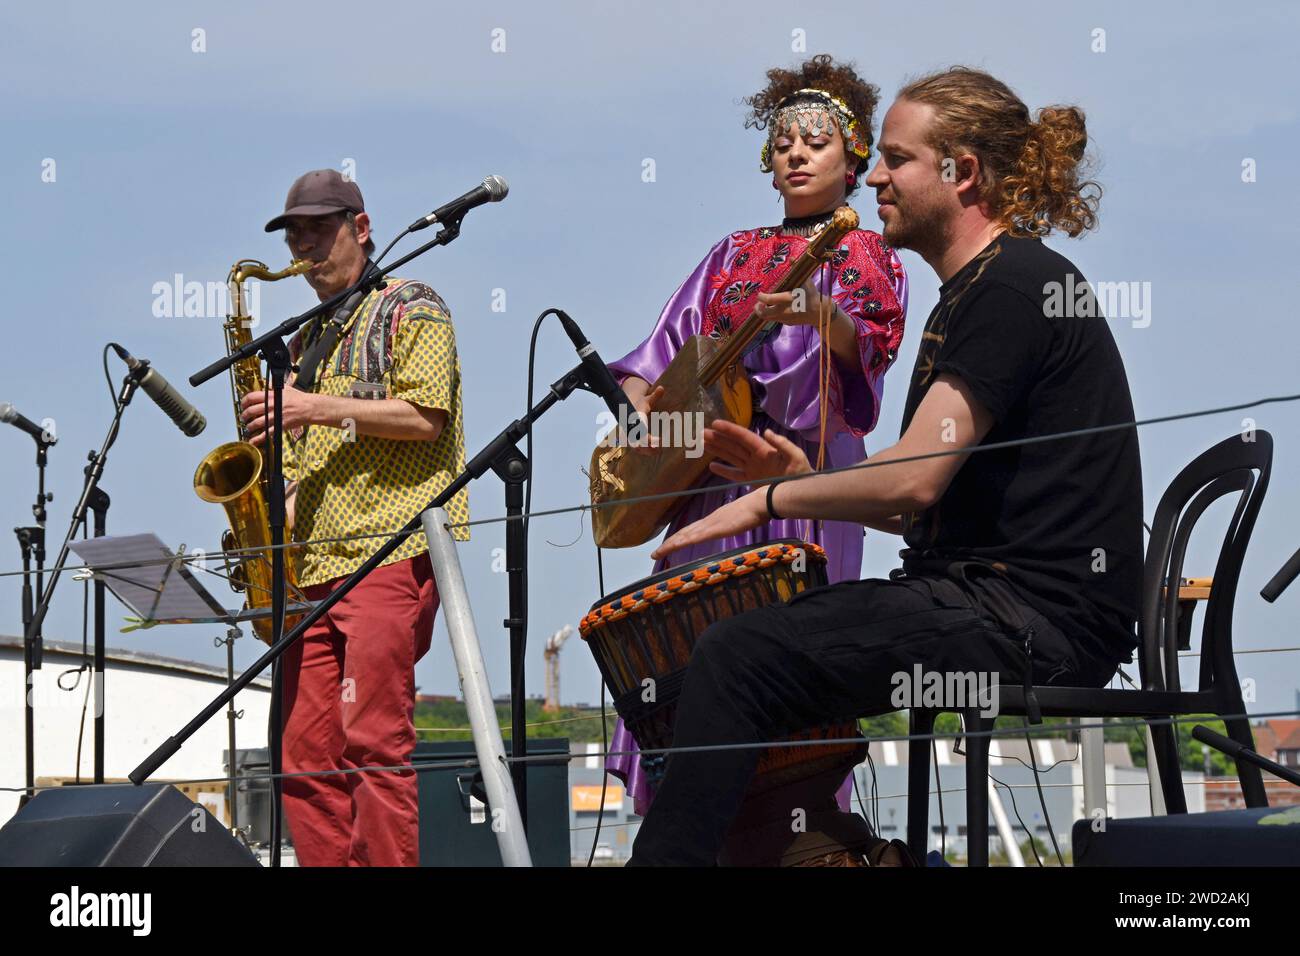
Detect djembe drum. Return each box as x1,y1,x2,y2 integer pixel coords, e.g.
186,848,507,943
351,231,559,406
579,540,875,866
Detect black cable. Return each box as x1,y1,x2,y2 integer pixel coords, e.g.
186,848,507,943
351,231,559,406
101,343,116,403
1010,744,1079,775
850,723,878,834
372,229,407,268
520,310,564,838
861,735,880,833
989,770,1043,866
956,728,1080,775
851,770,868,833
522,309,570,639
518,306,577,852
948,716,1070,864
586,546,610,867
933,737,946,860
504,306,560,841
1024,723,1065,865
523,307,566,540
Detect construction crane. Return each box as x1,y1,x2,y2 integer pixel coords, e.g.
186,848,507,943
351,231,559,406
543,625,574,713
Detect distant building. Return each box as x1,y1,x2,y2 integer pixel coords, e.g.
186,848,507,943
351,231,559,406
0,635,272,826
415,693,461,705
1204,719,1300,811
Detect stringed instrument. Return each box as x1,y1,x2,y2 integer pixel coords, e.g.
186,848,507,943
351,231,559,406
589,205,859,548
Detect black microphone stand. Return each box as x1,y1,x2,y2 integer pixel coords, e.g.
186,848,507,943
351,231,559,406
132,348,608,842
263,332,290,867
64,458,111,785
84,476,110,784
22,367,141,802
14,430,53,807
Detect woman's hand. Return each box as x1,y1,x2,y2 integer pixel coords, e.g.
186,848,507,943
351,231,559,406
599,378,664,455
705,420,813,483
626,384,665,455
650,488,769,562
753,279,828,327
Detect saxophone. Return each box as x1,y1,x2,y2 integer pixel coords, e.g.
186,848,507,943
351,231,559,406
194,259,312,643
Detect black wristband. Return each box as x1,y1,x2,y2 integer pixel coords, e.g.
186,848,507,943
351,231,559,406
766,481,784,521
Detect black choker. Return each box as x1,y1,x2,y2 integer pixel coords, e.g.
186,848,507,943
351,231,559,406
780,210,837,236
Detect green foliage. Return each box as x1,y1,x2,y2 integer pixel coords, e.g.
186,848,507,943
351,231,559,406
858,712,907,739
414,697,616,743
414,699,1242,777
1101,715,1237,775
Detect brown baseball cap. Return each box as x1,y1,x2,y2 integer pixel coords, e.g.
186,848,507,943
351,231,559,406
264,169,365,232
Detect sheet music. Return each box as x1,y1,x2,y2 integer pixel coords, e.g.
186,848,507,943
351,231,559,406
69,532,309,626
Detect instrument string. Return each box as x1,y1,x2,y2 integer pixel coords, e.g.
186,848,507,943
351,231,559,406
815,259,831,472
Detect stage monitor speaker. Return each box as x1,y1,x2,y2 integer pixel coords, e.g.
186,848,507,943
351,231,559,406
414,737,570,866
1072,805,1300,866
0,784,259,867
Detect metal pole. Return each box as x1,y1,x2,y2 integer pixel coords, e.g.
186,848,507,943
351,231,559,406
1143,725,1168,816
420,507,532,867
501,456,529,826
987,777,1024,867
1080,717,1107,829
17,440,51,807
221,627,242,836
17,530,35,807
264,336,291,870
88,486,109,784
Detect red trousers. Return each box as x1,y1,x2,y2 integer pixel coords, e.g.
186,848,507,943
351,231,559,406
280,552,437,866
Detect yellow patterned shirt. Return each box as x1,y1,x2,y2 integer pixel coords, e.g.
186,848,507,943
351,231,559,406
283,276,469,587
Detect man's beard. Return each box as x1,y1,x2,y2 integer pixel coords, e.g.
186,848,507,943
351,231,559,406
882,198,950,260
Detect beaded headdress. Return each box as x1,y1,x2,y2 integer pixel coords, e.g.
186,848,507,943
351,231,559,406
759,88,871,172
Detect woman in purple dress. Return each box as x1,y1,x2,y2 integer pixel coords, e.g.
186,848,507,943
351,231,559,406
604,56,909,816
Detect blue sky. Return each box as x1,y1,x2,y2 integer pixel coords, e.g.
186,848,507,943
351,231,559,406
2,1,1298,717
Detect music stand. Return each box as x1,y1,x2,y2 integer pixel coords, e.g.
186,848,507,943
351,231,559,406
67,531,312,822
69,532,312,629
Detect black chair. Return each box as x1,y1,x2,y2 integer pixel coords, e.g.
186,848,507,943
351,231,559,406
905,431,1273,866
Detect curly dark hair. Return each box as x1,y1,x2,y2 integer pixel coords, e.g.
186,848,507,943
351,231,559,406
744,54,881,195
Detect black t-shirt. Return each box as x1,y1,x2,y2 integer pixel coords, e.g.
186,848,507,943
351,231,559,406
899,234,1143,660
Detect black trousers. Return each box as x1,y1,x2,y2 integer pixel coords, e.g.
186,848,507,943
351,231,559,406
626,568,1122,866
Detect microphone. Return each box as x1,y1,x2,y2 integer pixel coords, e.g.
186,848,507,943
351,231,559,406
408,175,509,232
554,312,646,440
111,345,207,437
0,403,55,445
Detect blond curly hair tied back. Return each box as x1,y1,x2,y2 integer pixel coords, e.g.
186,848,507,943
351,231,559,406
898,67,1101,237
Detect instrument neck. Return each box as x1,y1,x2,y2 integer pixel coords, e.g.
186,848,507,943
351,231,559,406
780,209,837,237
699,208,856,386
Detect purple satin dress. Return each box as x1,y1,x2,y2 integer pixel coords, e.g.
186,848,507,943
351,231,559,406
602,222,909,815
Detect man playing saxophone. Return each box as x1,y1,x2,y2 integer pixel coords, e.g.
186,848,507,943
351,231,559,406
240,168,469,867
